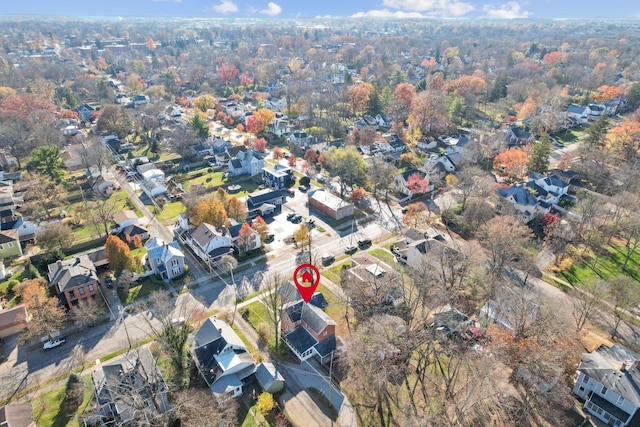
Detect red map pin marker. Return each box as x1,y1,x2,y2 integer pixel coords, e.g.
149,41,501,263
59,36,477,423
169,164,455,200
293,263,320,303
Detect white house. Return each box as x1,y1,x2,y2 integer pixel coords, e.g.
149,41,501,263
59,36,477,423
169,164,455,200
227,222,261,253
145,237,185,281
181,223,233,263
112,210,138,233
573,344,640,426
190,317,256,397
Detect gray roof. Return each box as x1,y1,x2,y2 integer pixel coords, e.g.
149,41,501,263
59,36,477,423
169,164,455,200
496,185,537,206
285,326,317,354
47,255,98,292
301,303,335,335
255,362,284,391
578,344,640,405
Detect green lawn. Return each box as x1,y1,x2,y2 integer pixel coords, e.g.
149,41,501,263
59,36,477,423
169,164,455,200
183,170,225,190
551,128,585,144
560,243,640,285
156,201,186,223
118,278,167,305
368,248,397,265
321,260,351,285
31,375,94,427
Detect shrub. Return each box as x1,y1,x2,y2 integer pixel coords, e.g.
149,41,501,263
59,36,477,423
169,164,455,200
257,392,275,415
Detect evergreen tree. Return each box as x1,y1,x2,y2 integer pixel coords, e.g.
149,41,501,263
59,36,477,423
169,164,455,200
528,134,553,175
585,115,610,147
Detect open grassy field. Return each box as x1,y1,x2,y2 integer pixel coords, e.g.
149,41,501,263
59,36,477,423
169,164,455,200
31,375,94,427
559,243,640,285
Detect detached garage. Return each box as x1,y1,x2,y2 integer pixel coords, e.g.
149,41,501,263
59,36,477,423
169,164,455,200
308,190,354,221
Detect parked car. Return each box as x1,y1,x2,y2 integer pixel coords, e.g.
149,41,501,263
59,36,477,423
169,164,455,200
43,337,66,351
265,234,275,243
291,214,303,223
287,213,297,221
321,253,335,265
105,276,113,288
287,188,296,196
298,185,308,192
358,238,372,248
344,245,358,254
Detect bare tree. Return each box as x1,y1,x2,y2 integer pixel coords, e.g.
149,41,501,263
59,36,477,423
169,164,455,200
260,272,285,353
608,275,640,338
571,279,607,332
137,291,207,385
70,300,105,330
477,215,533,275
455,165,492,210
171,388,238,427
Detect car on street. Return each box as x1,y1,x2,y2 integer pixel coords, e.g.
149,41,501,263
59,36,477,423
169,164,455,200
43,337,66,351
321,253,335,265
344,245,358,254
358,238,372,248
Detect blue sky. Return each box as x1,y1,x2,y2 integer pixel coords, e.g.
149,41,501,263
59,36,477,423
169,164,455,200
1,0,639,19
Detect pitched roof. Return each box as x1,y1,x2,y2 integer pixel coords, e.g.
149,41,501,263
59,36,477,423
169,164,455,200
113,210,138,225
47,255,98,292
496,185,537,206
246,190,285,211
117,224,149,240
301,303,335,335
0,305,27,333
578,344,640,405
190,223,226,247
0,228,18,244
146,238,183,263
400,168,426,182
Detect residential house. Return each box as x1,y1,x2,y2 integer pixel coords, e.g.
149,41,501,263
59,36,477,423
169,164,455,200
0,403,36,427
227,222,261,253
376,133,405,153
145,237,185,280
139,164,167,198
282,296,337,365
77,103,95,123
375,113,393,128
181,222,233,264
308,189,354,221
112,210,139,233
495,184,540,222
432,304,471,335
265,96,286,111
566,105,589,126
1,209,38,246
47,255,101,309
262,164,292,189
0,303,28,338
190,317,256,397
214,146,246,167
91,348,170,424
289,131,314,149
347,253,405,309
573,343,640,426
268,119,292,138
586,103,606,119
117,224,150,245
394,169,431,198
0,229,21,259
132,94,148,105
254,362,285,394
354,116,378,131
507,124,534,146
391,234,448,270
228,149,264,177
246,190,286,219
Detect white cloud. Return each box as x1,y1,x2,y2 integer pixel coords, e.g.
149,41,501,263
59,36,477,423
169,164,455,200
381,0,475,16
212,0,238,14
483,2,531,19
260,2,282,16
351,9,426,19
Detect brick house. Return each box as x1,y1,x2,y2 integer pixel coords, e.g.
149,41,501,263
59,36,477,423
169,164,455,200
47,255,101,309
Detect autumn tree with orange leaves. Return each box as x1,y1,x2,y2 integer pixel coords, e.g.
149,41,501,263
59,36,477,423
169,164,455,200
347,83,374,116
493,147,529,180
606,120,640,161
